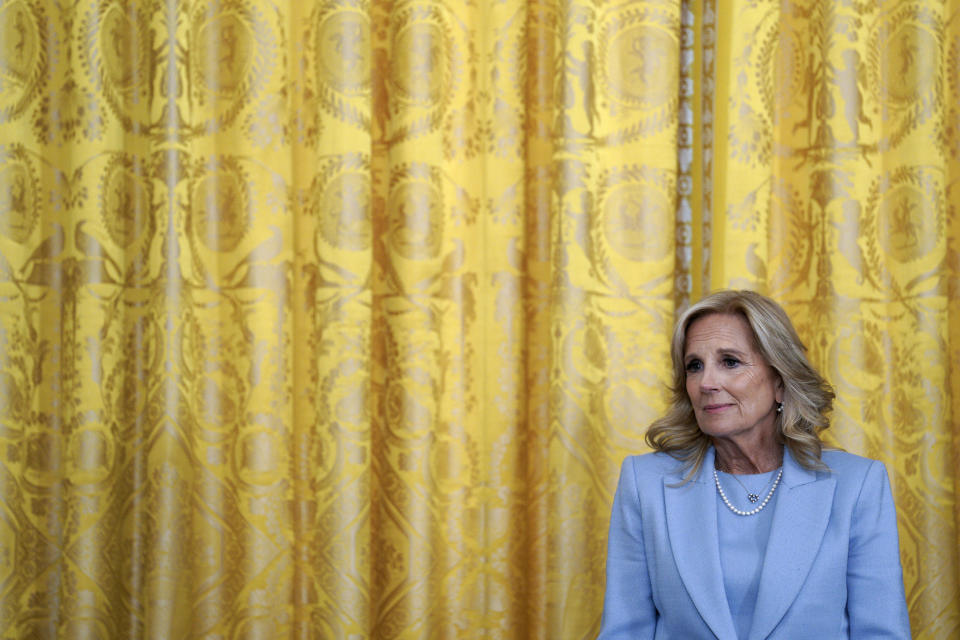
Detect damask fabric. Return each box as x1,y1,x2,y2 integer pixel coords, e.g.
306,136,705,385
0,1,957,639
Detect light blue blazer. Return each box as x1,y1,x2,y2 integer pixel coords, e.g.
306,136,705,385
597,447,910,639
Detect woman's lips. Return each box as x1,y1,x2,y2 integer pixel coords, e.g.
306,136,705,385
703,403,733,413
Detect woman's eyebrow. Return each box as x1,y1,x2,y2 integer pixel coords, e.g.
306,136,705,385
718,348,748,357
686,346,748,359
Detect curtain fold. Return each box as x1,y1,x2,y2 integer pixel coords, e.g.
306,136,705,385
0,0,957,638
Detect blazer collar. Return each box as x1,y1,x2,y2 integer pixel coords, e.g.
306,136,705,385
664,447,836,640
664,446,738,640
748,448,835,640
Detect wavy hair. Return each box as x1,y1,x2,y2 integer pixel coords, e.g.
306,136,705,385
645,290,835,480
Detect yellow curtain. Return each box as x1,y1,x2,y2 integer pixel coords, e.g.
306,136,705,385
0,0,957,638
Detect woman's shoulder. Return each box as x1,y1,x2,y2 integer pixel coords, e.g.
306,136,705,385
820,448,885,470
819,448,890,485
622,450,686,478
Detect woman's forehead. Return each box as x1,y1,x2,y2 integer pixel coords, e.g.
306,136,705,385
684,313,759,353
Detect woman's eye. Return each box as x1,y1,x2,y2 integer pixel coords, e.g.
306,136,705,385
685,360,702,372
722,357,740,368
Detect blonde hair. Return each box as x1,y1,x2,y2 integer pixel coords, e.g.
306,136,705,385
645,290,835,480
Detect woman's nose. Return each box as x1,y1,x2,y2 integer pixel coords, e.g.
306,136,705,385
699,365,720,391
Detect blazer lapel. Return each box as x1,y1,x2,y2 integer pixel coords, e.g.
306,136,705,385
664,448,739,640
748,449,835,640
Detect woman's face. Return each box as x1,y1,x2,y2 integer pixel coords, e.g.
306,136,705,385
683,313,782,444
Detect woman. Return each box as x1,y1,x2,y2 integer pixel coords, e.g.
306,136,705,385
597,290,910,639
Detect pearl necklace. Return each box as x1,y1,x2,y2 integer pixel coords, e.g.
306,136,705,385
714,468,782,516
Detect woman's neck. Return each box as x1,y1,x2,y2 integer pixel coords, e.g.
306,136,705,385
713,438,782,474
